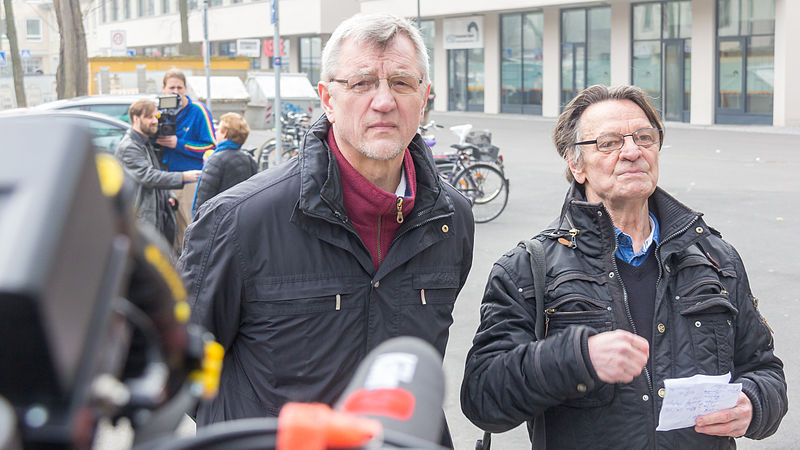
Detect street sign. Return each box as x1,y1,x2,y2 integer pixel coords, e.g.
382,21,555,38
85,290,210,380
126,49,135,56
236,39,260,58
110,30,127,56
20,50,30,59
0,52,6,67
271,0,276,24
273,57,281,66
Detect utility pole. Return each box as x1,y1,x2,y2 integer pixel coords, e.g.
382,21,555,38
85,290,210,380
272,0,281,158
417,0,420,29
202,0,211,116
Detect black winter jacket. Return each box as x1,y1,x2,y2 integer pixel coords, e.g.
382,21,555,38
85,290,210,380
192,140,257,214
461,183,787,449
179,116,474,425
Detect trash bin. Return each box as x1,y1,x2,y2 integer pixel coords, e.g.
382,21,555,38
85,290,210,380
185,76,251,120
245,72,320,130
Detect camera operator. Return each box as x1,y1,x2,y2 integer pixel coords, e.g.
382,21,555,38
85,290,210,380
116,99,201,247
155,68,216,242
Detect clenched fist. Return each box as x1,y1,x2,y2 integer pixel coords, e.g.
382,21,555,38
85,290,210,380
587,329,649,384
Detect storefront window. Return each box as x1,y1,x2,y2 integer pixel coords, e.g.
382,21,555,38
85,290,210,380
561,7,609,107
501,11,543,114
716,0,774,124
420,20,435,84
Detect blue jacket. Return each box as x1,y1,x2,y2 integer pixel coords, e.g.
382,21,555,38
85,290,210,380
161,96,216,171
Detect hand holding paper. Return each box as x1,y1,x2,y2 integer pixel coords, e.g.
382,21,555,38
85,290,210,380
656,373,743,432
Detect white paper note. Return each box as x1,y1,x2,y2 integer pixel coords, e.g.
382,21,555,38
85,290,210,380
656,372,742,432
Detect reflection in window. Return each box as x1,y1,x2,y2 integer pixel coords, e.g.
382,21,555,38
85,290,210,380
561,7,609,107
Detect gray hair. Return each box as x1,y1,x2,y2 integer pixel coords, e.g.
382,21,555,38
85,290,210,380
320,13,430,85
553,84,664,183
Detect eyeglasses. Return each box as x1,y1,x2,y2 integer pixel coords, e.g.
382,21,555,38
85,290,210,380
329,74,424,95
574,127,662,152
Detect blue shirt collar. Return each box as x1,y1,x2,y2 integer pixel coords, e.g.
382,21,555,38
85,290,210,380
614,211,660,266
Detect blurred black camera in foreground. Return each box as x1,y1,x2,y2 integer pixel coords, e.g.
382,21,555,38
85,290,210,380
157,94,181,137
0,116,221,449
0,115,447,450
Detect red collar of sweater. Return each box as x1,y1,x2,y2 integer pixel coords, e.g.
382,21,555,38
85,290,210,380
327,127,417,270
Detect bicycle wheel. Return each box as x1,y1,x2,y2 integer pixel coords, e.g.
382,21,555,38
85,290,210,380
256,139,275,171
268,145,297,167
451,163,508,223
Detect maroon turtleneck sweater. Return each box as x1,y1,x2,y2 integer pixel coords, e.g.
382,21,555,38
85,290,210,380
327,128,417,270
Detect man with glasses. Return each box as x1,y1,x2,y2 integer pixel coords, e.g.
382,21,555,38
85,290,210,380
179,13,474,446
461,85,786,448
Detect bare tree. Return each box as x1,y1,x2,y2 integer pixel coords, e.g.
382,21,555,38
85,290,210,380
53,0,87,98
178,0,192,55
2,0,26,107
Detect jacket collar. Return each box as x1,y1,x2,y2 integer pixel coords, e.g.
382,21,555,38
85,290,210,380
554,182,703,257
126,127,153,147
298,115,453,227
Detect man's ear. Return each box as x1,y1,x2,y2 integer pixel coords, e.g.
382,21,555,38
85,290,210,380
568,156,586,184
319,81,335,124
419,83,431,122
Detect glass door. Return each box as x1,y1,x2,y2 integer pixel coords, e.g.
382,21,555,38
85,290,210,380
663,39,690,122
560,42,585,106
717,37,745,113
448,50,467,111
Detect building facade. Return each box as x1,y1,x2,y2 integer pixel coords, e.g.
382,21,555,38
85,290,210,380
84,0,800,126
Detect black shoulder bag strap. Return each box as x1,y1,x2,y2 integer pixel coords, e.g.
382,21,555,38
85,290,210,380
476,239,547,450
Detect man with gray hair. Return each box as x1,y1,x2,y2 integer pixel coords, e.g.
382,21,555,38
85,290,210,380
179,12,474,444
461,85,786,448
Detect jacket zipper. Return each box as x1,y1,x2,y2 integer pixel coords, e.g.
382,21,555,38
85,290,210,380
650,214,701,444
396,197,404,224
376,215,382,266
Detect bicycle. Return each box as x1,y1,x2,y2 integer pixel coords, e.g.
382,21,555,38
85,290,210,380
421,121,509,223
254,111,312,171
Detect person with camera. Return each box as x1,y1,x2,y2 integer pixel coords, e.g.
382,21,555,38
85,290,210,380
191,112,257,215
178,13,474,447
155,68,216,243
116,99,201,247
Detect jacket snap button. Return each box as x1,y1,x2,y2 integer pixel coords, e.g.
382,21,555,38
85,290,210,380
695,321,701,327
373,281,380,288
608,272,614,278
442,224,449,233
658,388,665,398
664,264,671,273
597,211,603,217
657,323,666,333
696,226,704,234
577,383,587,393
642,394,649,401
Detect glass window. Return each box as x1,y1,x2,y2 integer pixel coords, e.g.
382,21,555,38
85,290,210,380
632,41,661,107
300,37,322,87
211,0,222,6
717,0,740,36
137,0,144,16
161,0,169,14
561,7,609,106
123,0,130,19
101,0,107,22
501,14,522,108
633,3,661,40
718,39,743,109
22,57,42,74
26,19,42,41
219,41,236,56
467,48,484,110
420,20,435,83
665,1,692,39
743,0,775,35
501,11,543,113
746,35,773,113
587,7,611,87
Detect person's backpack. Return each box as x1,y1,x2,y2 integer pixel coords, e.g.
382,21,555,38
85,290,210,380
475,238,547,450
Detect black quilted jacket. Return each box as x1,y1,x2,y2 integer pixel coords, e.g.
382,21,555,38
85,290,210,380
461,183,787,449
192,140,257,214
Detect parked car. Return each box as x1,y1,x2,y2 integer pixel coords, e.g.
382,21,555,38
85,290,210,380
0,109,131,154
33,94,157,124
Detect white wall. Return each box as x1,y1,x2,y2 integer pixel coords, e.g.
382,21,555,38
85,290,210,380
610,2,631,86
484,13,500,114
773,0,800,126
690,0,715,125
541,6,560,117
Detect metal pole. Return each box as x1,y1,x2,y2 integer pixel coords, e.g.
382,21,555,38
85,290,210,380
203,0,212,117
417,0,421,29
273,0,282,158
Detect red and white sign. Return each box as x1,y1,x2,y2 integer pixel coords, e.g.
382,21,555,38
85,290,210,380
110,30,127,56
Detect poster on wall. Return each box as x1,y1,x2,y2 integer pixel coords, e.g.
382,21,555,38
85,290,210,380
443,16,484,49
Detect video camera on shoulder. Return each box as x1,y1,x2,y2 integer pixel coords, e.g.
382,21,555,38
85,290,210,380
156,94,181,137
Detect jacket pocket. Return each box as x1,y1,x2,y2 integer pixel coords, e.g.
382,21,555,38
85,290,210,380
538,295,614,408
390,271,460,352
243,277,365,390
678,294,738,374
